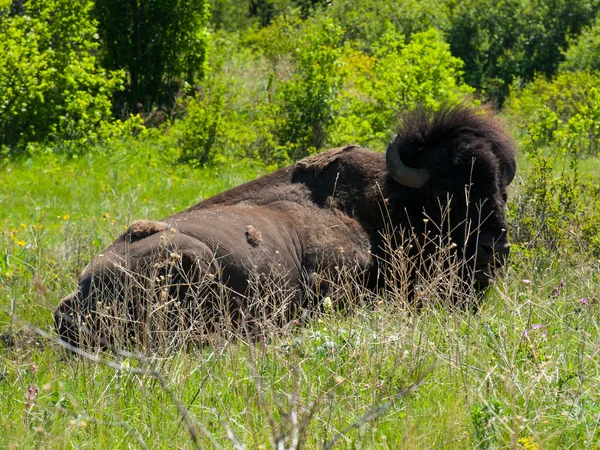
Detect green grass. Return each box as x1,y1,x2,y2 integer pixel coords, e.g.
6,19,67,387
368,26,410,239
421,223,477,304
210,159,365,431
1,143,600,449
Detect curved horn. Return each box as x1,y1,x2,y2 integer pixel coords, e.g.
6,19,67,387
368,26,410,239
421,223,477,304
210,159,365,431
506,159,516,185
386,134,429,189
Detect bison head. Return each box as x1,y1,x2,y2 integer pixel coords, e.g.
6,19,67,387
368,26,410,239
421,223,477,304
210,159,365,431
385,107,516,290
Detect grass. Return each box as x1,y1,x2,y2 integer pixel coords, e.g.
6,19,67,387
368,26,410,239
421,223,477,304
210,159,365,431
1,142,600,449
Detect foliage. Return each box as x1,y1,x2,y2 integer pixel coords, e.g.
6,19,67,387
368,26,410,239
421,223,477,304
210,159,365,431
270,18,347,160
445,0,600,102
324,0,450,48
505,71,600,259
331,27,474,149
560,16,600,72
506,71,600,157
0,0,124,154
210,0,329,30
94,0,210,113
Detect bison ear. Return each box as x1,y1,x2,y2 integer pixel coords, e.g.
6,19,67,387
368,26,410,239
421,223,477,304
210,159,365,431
386,134,429,189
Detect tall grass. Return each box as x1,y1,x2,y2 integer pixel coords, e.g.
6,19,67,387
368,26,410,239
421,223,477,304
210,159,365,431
1,146,600,448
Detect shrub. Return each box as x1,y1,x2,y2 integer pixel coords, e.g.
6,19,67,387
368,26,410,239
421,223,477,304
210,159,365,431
445,0,600,102
273,18,347,160
331,27,473,149
505,71,600,157
506,72,600,260
0,0,124,155
247,16,347,162
324,0,450,49
560,16,600,73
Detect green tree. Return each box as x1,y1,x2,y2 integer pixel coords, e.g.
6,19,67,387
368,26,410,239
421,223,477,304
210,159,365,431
446,0,600,102
0,0,123,154
560,16,600,73
94,0,210,113
325,0,450,49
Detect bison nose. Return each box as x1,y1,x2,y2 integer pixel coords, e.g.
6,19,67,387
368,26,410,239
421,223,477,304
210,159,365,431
479,240,510,256
477,238,510,265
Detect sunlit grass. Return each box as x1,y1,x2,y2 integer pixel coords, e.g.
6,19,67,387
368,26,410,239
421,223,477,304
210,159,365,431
1,143,600,448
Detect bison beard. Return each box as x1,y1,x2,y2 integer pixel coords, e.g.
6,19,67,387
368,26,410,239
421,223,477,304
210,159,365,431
55,105,516,349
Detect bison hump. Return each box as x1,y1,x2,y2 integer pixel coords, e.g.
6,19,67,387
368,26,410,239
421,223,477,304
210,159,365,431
296,145,358,174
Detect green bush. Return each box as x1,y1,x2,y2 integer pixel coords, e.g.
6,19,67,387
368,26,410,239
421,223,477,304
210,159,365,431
506,72,600,260
331,27,473,149
247,16,347,162
0,0,124,154
561,16,600,73
324,0,450,49
273,18,347,160
505,71,600,157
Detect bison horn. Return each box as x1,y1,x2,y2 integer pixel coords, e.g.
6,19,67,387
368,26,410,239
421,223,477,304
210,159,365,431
386,134,429,189
506,160,516,185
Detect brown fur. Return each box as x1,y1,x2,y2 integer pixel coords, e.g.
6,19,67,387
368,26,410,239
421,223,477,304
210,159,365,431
245,225,262,246
55,105,517,349
122,220,168,241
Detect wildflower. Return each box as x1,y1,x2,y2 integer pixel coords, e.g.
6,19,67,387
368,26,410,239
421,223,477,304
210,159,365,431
553,279,566,296
580,297,589,305
531,324,543,330
62,214,70,220
19,223,26,229
522,279,532,284
25,244,35,250
16,240,26,246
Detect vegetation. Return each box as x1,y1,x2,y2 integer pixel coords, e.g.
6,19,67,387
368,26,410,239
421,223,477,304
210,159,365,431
2,0,600,448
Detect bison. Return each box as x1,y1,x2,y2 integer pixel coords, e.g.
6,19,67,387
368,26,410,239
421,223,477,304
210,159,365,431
55,106,516,348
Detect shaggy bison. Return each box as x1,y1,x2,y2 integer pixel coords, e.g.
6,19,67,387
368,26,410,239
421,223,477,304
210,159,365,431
55,106,516,348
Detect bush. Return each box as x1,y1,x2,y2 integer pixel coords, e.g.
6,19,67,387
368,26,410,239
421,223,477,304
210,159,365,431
324,0,450,49
273,18,347,160
0,0,124,154
247,16,347,162
505,71,600,157
505,72,600,260
560,16,600,73
331,27,473,149
445,0,600,102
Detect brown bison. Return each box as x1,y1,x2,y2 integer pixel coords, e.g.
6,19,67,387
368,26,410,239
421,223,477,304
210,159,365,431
55,106,516,348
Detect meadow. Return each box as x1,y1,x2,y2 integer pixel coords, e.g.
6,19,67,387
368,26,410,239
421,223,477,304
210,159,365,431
3,0,600,448
1,136,600,449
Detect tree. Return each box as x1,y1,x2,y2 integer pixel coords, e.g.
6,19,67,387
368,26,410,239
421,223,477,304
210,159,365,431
94,0,210,113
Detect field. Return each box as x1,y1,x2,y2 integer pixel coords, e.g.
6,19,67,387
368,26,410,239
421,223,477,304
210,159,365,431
1,141,600,449
3,0,600,448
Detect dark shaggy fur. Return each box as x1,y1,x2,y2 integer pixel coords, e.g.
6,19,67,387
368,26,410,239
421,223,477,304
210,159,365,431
55,106,517,348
